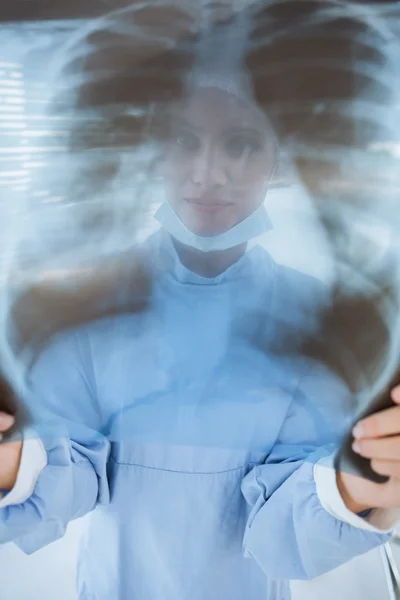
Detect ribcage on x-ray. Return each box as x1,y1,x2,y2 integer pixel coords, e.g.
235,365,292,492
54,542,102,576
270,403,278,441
0,1,399,437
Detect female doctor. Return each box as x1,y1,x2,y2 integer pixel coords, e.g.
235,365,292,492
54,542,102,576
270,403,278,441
1,5,400,600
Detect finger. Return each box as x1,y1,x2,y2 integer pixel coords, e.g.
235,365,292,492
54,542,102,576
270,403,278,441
392,385,400,405
371,459,400,478
0,413,15,432
353,436,400,460
353,405,400,439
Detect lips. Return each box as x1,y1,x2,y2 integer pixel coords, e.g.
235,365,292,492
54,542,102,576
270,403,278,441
185,198,232,214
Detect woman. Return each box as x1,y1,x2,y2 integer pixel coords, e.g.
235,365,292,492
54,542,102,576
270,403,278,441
1,3,400,600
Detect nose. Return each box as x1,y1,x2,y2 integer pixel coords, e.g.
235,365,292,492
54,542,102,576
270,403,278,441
190,143,228,189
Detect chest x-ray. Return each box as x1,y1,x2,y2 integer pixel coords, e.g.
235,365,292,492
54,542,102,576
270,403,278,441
1,1,400,473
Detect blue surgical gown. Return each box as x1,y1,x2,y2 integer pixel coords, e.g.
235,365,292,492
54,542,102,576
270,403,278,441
0,230,390,599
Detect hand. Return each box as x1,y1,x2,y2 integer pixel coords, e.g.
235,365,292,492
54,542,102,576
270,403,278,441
0,413,23,492
337,386,400,514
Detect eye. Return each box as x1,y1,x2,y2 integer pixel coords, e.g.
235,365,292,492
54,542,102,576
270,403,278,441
174,130,201,152
225,135,262,159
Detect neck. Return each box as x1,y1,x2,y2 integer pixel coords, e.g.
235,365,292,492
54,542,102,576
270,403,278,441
172,239,247,278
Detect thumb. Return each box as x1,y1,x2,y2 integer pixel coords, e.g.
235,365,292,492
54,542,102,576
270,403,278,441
0,413,15,435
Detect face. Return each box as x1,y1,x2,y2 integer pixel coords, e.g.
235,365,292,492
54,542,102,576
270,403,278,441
161,87,277,236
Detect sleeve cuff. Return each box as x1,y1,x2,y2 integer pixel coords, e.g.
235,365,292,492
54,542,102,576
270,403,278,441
0,438,47,508
314,454,400,533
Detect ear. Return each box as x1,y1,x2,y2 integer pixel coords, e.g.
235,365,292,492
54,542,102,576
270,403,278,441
269,147,295,189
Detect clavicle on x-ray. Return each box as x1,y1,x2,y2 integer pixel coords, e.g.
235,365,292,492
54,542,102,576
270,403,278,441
1,2,400,600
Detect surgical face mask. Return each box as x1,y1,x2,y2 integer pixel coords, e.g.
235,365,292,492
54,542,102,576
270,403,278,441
154,200,272,252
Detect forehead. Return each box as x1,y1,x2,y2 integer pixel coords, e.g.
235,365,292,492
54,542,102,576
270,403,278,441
173,87,270,133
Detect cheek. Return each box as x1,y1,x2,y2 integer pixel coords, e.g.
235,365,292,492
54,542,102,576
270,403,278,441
231,167,271,219
249,151,275,183
234,148,274,184
235,166,270,200
234,194,265,221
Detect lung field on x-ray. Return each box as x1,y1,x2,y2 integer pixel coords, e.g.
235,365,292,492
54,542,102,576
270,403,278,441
246,1,400,400
0,2,203,432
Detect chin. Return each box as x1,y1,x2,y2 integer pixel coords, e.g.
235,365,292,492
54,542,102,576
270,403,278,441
189,222,229,238
184,214,233,238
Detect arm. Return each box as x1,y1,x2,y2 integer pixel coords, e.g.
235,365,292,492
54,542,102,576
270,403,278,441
0,329,110,554
0,437,43,505
241,364,391,581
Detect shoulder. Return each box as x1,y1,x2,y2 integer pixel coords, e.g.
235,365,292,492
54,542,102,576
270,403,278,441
250,245,330,329
248,243,328,296
272,258,329,305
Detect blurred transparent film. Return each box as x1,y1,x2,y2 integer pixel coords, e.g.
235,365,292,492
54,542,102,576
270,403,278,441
0,1,399,450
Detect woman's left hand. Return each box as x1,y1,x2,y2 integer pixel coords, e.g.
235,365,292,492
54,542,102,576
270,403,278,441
337,386,400,514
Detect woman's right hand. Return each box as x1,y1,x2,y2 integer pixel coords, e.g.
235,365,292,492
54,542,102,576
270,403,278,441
0,413,23,492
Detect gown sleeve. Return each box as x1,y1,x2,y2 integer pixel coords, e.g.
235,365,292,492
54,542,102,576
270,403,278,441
241,363,392,580
0,330,110,554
